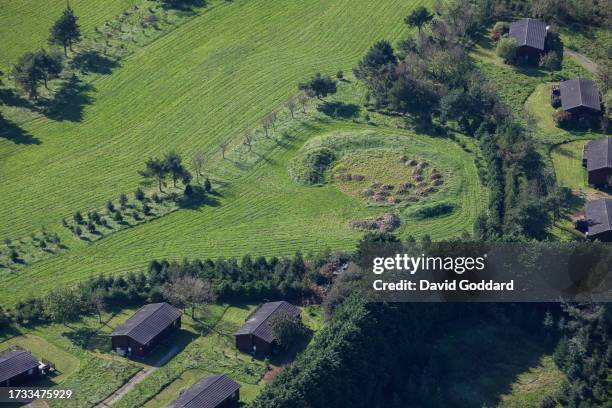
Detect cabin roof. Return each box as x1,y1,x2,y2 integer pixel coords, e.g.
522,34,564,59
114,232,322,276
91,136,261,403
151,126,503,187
586,198,612,236
585,138,612,171
0,349,39,384
233,301,301,343
560,78,602,112
111,302,181,345
167,374,240,408
508,18,547,50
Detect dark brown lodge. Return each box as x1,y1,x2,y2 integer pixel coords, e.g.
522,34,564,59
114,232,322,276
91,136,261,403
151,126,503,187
0,349,41,387
111,302,181,356
167,374,240,408
508,18,547,61
583,138,612,187
585,198,612,242
560,78,602,115
234,301,301,355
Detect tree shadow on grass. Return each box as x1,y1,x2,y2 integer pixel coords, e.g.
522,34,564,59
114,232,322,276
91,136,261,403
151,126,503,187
63,327,109,352
0,116,40,145
436,321,555,407
41,75,94,122
317,102,361,119
71,50,120,75
179,186,220,210
161,0,207,13
0,88,36,110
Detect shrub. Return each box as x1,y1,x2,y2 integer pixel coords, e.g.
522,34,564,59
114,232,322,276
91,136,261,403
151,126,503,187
119,193,129,208
152,193,162,203
496,37,518,64
553,110,573,128
407,202,457,220
539,51,561,70
336,70,344,80
143,203,152,216
73,226,82,236
491,21,509,41
204,178,212,193
87,221,96,233
73,211,84,224
113,212,123,222
551,96,562,108
106,200,115,212
135,187,146,201
288,147,336,185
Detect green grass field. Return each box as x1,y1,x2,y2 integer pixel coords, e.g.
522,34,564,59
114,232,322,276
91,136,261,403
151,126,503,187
0,0,492,305
0,0,141,69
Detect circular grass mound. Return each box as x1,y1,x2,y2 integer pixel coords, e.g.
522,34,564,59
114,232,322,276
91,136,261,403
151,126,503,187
330,149,448,207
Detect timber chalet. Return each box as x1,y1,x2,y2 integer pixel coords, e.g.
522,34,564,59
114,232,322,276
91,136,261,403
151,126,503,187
0,349,50,387
234,301,300,356
111,302,181,356
167,374,241,408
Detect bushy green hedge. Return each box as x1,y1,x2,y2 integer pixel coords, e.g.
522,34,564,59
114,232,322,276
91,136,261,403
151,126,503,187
288,147,336,185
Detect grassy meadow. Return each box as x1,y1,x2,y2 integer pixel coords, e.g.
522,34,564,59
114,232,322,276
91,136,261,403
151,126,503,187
0,0,492,305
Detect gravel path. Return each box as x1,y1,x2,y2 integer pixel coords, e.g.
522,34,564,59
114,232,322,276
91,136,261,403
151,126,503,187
94,345,180,407
566,49,599,74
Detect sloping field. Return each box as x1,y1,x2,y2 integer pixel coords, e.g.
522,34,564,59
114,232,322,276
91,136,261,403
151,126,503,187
0,0,141,69
0,0,486,305
0,0,418,237
0,120,485,304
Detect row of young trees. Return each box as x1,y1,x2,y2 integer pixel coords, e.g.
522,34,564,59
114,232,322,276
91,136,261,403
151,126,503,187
140,152,193,192
231,73,336,159
1,250,318,328
11,5,81,99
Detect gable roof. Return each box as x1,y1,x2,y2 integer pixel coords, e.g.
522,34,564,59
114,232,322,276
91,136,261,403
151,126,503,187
560,78,602,112
586,138,612,171
586,198,612,237
167,374,240,408
111,302,181,345
234,301,301,344
509,18,547,50
0,350,39,384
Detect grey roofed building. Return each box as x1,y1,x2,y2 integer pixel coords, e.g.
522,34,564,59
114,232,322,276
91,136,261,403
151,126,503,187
509,18,547,50
0,350,39,385
585,198,612,241
234,301,301,344
560,78,602,113
111,302,182,345
585,138,612,172
167,374,240,408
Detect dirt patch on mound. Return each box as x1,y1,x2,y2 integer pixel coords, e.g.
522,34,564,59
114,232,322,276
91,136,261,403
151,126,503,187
350,213,400,232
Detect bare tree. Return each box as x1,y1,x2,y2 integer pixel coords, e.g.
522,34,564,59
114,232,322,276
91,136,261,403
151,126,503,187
298,93,309,113
219,142,229,159
192,151,206,184
165,276,216,318
243,130,253,152
90,289,106,323
262,116,272,137
285,97,297,119
269,111,278,132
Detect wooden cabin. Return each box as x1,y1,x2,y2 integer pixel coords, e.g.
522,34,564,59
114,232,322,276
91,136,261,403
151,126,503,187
585,198,612,242
508,18,547,62
234,301,301,356
167,374,240,408
583,138,612,187
0,349,42,387
560,78,602,115
111,302,181,357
